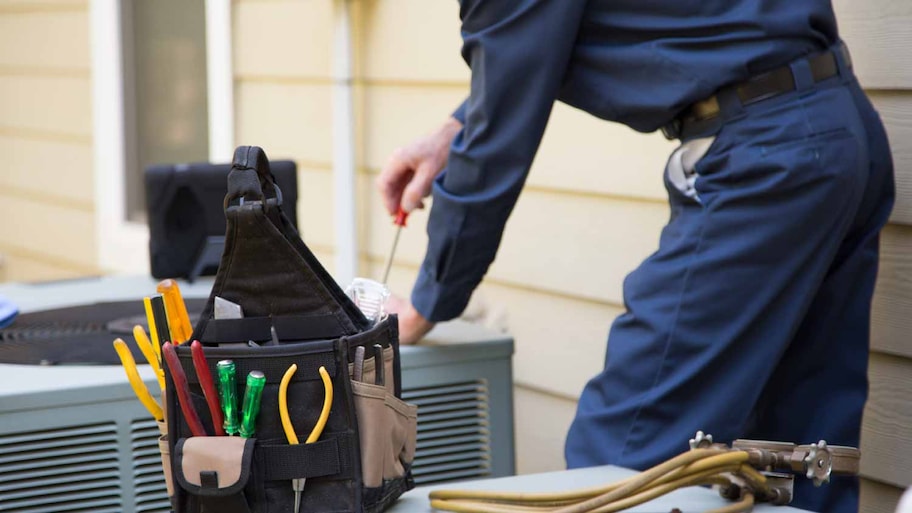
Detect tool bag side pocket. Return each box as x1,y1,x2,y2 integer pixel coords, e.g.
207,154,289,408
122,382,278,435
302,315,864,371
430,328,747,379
351,382,418,485
175,437,257,513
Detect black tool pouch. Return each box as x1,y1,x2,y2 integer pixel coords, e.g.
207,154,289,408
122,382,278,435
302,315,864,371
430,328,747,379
165,146,416,513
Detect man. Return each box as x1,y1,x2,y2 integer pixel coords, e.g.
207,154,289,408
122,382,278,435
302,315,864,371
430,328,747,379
376,2,894,511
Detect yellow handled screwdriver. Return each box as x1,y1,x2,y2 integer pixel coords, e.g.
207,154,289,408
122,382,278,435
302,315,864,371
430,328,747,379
143,297,162,362
132,325,165,392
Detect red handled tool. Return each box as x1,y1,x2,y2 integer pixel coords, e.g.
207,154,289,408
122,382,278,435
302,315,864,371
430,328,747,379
162,342,207,437
191,341,226,436
380,207,408,284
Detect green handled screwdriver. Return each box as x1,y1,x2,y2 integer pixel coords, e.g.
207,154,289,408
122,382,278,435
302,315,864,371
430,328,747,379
240,371,266,438
217,360,240,435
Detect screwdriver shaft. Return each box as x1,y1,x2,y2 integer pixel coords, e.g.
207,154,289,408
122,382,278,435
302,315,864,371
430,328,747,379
381,225,402,285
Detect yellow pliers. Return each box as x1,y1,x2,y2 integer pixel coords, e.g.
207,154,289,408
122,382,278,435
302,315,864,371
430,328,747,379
279,364,333,513
113,338,164,421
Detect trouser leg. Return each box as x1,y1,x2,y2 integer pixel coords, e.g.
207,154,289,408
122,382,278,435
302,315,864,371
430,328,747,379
565,82,885,512
743,80,895,513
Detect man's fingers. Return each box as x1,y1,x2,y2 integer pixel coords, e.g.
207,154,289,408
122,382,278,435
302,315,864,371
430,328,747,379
401,162,438,212
376,175,403,216
377,150,413,215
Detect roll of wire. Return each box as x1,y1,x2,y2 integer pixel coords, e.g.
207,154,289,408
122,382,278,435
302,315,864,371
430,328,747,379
428,435,859,513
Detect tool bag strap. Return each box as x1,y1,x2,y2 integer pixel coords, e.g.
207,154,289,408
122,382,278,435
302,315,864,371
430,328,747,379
258,436,357,481
199,314,345,344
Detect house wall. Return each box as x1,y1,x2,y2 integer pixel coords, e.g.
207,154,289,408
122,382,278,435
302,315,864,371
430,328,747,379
231,0,338,271
835,0,912,508
0,0,97,282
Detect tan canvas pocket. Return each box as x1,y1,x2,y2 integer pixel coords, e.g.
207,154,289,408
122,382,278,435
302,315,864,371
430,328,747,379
352,381,418,488
174,436,255,513
385,392,418,478
156,420,175,497
159,434,174,497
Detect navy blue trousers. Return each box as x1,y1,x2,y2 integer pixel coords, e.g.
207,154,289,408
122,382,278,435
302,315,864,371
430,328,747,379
565,49,894,513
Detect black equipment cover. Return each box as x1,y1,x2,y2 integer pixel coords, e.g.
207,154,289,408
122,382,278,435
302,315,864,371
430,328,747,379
146,159,298,280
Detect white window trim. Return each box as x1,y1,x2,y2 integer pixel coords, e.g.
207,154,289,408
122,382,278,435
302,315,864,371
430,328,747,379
90,0,234,274
206,0,235,163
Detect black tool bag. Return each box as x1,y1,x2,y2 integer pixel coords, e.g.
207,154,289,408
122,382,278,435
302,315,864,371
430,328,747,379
164,146,416,513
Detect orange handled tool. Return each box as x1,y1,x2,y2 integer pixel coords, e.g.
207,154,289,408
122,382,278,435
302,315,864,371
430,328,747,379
381,207,408,284
157,279,193,344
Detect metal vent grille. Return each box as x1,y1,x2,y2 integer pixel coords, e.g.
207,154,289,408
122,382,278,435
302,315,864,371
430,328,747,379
0,320,106,341
403,380,491,485
131,419,170,513
0,423,122,512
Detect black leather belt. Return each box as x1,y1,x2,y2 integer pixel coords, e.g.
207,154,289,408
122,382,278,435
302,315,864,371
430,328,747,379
661,45,851,140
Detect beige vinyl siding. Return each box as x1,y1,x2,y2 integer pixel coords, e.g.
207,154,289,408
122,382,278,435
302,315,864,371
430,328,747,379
0,250,89,283
834,0,912,508
0,1,85,10
232,0,337,270
833,0,912,90
231,2,912,509
870,93,912,225
862,478,909,513
513,386,578,476
0,1,96,282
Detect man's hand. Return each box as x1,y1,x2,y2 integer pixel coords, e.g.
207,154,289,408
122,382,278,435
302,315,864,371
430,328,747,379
376,117,462,215
386,294,435,345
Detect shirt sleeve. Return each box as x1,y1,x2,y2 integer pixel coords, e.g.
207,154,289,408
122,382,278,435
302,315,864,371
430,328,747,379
412,0,587,322
452,98,468,124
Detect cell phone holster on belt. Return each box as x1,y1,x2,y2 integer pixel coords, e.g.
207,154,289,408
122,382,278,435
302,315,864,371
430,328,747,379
163,146,417,513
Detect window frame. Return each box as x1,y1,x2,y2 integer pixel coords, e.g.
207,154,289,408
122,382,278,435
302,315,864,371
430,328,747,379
89,0,234,274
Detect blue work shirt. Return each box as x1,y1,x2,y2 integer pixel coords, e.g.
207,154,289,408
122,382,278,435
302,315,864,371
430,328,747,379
412,0,839,321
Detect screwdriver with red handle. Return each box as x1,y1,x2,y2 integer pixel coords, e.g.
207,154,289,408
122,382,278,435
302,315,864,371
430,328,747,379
381,207,408,284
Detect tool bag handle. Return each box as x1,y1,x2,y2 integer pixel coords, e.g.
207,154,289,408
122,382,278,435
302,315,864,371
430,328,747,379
191,145,371,344
224,146,282,211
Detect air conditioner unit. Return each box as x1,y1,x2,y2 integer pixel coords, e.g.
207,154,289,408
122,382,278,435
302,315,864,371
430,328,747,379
0,277,515,513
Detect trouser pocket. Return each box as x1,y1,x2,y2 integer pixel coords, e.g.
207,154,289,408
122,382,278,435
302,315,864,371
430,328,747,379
665,136,715,202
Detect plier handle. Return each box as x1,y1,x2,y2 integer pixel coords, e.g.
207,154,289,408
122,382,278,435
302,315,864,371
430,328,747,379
278,364,333,513
113,338,164,422
279,364,333,444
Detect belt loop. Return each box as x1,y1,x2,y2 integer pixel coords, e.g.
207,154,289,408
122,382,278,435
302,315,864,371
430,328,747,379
790,58,814,92
716,87,743,120
834,40,852,76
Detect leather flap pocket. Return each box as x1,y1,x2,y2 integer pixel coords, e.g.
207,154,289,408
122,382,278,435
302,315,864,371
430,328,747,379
175,437,255,496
